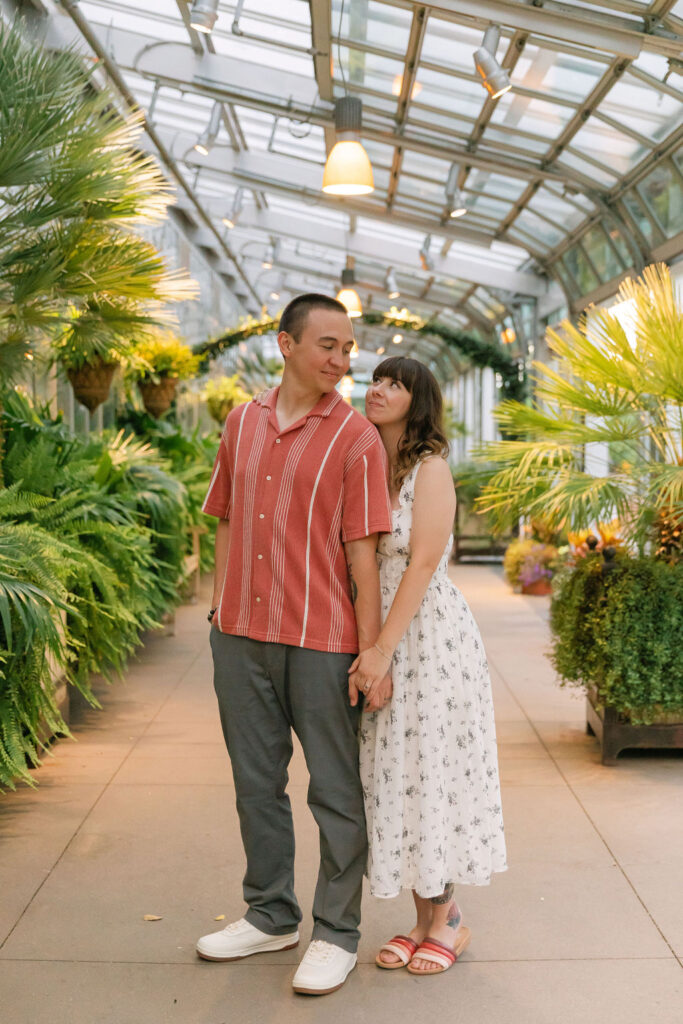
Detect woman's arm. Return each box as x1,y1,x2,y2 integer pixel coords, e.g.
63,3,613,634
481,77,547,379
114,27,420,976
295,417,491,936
349,458,455,692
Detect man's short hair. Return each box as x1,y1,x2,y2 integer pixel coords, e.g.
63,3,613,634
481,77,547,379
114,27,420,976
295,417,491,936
279,293,348,342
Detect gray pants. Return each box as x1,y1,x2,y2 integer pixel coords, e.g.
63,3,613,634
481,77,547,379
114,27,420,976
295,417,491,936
210,628,366,953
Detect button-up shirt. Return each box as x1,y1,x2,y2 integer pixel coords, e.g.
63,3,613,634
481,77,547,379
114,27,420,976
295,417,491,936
202,386,392,653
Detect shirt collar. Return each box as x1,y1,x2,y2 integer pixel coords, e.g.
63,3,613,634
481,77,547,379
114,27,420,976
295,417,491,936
254,386,343,419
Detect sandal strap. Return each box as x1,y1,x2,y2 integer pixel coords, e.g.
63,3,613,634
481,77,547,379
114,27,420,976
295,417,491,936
422,936,459,958
380,935,419,966
412,947,453,970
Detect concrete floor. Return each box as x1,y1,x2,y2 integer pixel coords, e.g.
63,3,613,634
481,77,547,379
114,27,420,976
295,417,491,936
1,566,682,1024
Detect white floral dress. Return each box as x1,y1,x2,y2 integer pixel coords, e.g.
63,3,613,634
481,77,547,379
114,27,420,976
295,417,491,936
359,460,507,898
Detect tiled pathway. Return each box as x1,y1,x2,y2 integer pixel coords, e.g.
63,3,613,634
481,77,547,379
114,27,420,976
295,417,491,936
1,566,681,1023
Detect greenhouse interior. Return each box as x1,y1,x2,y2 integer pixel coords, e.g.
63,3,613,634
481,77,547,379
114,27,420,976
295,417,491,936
1,0,682,1020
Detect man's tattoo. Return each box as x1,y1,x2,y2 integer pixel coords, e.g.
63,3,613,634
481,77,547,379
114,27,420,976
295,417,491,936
347,561,358,604
430,882,454,905
446,901,462,930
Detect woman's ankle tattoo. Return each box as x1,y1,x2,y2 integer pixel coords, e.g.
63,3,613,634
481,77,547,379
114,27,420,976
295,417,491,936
430,882,454,905
446,901,462,930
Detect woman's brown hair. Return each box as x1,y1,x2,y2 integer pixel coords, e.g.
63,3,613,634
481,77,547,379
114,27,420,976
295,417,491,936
372,356,449,491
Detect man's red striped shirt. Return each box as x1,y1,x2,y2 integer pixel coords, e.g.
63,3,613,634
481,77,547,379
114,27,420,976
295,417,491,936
202,386,392,654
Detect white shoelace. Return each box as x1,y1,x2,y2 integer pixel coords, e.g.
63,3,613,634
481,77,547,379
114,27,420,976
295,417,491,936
223,918,248,933
302,940,336,964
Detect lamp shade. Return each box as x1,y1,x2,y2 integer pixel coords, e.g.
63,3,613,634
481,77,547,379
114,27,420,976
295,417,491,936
323,140,374,196
336,286,363,317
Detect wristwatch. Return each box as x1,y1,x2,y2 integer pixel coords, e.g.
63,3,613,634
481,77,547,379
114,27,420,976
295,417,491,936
207,606,218,623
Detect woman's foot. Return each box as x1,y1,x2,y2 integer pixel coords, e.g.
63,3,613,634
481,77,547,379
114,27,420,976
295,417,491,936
410,900,463,973
377,923,428,965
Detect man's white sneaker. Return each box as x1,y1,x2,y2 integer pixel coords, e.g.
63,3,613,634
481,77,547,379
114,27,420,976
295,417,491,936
291,940,357,995
196,917,299,962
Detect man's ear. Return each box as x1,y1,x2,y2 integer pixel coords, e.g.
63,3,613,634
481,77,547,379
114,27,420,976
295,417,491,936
277,330,294,359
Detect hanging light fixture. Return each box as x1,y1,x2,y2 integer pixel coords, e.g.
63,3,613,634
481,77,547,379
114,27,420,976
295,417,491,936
376,346,385,355
336,267,363,318
385,267,400,299
392,333,403,345
194,102,221,156
350,341,360,360
446,163,467,219
190,0,219,34
473,26,511,99
222,187,244,229
419,235,434,272
322,97,374,196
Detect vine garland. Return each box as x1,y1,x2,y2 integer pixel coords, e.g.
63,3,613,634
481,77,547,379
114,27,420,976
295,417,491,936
194,307,526,403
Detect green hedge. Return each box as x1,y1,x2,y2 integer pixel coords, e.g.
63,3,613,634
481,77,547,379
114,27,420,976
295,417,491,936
550,554,683,722
0,391,217,789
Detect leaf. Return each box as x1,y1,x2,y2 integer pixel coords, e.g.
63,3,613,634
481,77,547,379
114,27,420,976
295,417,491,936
143,914,162,921
214,914,225,921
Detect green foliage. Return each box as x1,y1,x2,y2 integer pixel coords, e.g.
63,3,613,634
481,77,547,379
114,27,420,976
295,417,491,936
128,330,201,382
550,554,683,722
0,389,208,789
475,265,683,549
203,375,252,425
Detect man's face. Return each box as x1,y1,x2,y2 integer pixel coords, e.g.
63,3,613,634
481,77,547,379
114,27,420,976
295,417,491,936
279,307,355,393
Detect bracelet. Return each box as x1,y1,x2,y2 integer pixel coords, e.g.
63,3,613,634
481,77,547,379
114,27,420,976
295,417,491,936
373,642,392,661
207,606,218,623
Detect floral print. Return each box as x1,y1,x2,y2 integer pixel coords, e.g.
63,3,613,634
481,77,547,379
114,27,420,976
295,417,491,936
359,460,507,898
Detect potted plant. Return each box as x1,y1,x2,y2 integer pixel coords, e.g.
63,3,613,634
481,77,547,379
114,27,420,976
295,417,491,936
129,332,200,417
503,538,558,594
203,375,251,426
475,263,683,760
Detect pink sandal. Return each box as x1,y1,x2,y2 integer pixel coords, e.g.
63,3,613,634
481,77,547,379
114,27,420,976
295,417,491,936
375,934,420,970
406,926,471,975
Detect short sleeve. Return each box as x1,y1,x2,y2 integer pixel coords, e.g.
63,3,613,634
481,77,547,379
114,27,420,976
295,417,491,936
341,429,392,542
202,432,232,519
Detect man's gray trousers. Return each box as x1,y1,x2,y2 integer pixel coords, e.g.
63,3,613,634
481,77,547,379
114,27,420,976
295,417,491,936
210,628,367,953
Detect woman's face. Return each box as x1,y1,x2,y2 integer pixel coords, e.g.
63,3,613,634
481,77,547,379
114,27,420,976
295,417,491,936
365,375,412,428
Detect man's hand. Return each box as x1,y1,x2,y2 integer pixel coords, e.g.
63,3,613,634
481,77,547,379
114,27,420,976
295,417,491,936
362,672,392,713
349,646,394,712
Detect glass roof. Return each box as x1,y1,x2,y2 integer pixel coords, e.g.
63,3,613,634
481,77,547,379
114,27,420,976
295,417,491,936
43,0,683,345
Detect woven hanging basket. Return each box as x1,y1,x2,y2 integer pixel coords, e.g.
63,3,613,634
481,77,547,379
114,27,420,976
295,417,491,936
66,358,118,413
138,376,178,417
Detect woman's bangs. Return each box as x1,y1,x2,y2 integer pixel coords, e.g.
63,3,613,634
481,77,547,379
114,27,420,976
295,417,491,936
372,356,418,391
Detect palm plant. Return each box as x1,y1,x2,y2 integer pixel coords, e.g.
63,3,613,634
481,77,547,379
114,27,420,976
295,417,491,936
475,264,683,553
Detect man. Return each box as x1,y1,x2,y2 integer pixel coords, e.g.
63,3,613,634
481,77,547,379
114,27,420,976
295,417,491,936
197,294,393,995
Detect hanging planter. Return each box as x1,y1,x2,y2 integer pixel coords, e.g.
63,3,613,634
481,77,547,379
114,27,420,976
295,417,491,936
138,375,177,417
67,357,118,412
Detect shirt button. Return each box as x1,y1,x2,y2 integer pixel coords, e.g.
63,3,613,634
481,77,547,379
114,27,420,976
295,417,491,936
259,513,265,519
257,554,263,560
275,438,281,444
256,596,261,603
266,475,272,481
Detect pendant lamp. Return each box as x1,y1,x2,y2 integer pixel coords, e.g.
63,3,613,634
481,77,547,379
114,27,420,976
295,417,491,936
323,97,374,196
336,268,363,317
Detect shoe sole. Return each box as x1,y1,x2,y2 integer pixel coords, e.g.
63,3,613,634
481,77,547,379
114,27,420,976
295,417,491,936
197,938,299,962
292,961,356,995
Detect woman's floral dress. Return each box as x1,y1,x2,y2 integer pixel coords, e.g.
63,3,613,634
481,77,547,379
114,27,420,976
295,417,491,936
359,460,507,898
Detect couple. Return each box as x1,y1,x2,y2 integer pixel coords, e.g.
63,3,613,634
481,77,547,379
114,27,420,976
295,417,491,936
198,293,506,994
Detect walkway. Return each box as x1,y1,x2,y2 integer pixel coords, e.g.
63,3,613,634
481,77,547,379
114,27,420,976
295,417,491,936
1,567,682,1023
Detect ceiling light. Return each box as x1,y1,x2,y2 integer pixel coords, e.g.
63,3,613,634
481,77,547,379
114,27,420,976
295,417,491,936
350,341,360,360
336,267,363,318
419,235,434,272
385,267,400,299
261,240,280,270
222,187,244,229
473,26,511,99
270,291,280,301
194,101,221,155
322,97,374,196
392,333,403,344
501,326,516,345
189,0,219,34
376,346,385,355
446,163,467,219
391,74,422,100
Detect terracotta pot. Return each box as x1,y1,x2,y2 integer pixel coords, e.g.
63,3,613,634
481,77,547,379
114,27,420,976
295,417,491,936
66,357,118,412
521,578,552,596
138,376,178,417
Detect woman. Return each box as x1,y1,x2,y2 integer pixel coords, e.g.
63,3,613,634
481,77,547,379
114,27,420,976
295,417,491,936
350,356,506,976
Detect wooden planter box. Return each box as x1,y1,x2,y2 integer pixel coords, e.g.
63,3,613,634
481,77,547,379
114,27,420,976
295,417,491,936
586,688,683,765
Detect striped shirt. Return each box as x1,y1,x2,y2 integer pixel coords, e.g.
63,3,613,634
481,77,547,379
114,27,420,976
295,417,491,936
202,386,392,653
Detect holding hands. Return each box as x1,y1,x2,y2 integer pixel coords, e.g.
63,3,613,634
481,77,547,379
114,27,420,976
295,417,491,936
348,644,394,712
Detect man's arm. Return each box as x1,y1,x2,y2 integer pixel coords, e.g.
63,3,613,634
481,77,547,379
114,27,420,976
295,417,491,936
211,518,232,613
344,535,392,712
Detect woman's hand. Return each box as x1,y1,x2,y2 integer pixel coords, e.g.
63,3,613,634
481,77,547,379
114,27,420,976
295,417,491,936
348,648,393,712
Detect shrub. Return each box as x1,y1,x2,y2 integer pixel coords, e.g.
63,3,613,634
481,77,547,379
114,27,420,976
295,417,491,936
550,554,683,722
504,538,557,589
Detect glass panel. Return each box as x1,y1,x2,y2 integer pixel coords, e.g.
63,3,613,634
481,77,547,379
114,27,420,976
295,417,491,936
408,66,486,120
639,162,683,238
331,0,413,56
512,42,603,104
559,149,619,187
420,17,493,75
603,223,631,267
581,225,624,281
482,126,549,156
513,209,567,247
562,246,600,294
622,191,659,245
528,187,586,231
570,118,648,176
601,73,682,145
490,93,575,140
